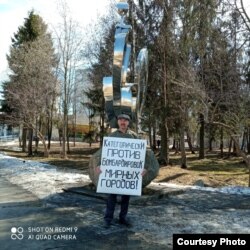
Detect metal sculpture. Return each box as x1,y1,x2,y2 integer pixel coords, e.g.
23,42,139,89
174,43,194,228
103,0,148,132
88,1,159,189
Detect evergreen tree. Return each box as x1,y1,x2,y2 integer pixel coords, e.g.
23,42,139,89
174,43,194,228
11,10,48,46
4,10,58,156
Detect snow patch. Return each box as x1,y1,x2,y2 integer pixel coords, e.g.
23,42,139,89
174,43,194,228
1,152,250,199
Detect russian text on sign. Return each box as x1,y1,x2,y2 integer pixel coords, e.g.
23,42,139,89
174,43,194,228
97,137,147,196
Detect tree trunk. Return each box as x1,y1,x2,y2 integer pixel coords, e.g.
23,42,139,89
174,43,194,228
233,141,237,155
47,116,52,150
172,138,176,150
159,118,169,165
34,117,41,154
199,113,205,159
28,128,33,156
220,127,224,158
148,122,152,148
67,123,70,153
208,138,213,151
89,116,92,148
247,127,250,154
62,112,67,158
22,127,27,152
241,128,247,151
208,124,213,151
34,136,39,154
99,111,105,147
73,106,76,147
59,128,62,146
228,138,233,156
186,129,195,154
37,130,50,158
180,124,187,169
47,99,54,150
42,138,49,157
152,123,156,150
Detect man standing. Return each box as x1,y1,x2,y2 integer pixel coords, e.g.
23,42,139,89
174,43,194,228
97,113,146,229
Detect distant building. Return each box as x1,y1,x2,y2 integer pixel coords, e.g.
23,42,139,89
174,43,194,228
52,68,99,140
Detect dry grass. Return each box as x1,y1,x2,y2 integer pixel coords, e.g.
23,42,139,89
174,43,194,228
1,142,249,187
155,152,249,187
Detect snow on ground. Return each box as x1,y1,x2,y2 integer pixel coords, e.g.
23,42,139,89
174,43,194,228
152,182,250,196
0,152,91,199
0,152,250,199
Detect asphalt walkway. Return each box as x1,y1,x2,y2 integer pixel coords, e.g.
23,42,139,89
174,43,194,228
1,174,250,250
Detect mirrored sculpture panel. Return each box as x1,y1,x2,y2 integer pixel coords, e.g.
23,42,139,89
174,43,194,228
103,0,148,131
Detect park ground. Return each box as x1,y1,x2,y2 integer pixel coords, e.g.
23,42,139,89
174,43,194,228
0,141,249,188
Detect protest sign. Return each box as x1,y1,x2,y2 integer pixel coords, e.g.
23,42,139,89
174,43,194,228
96,137,147,196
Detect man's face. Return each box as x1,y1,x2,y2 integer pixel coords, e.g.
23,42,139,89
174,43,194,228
117,118,129,131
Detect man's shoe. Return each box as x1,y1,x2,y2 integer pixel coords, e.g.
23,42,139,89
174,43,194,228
119,219,132,227
104,221,111,229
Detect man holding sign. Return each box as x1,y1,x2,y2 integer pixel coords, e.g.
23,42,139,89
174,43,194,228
96,114,147,229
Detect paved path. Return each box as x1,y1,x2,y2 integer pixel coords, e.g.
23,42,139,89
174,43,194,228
0,176,171,250
0,164,250,250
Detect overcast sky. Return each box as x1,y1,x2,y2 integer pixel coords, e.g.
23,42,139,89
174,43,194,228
0,0,111,82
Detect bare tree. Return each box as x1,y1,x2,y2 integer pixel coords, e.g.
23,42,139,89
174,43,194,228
6,37,58,157
53,0,83,158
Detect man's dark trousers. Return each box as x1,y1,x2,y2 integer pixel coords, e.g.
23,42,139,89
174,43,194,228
104,194,130,222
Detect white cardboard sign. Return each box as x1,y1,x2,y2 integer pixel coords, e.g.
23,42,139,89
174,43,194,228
97,136,147,196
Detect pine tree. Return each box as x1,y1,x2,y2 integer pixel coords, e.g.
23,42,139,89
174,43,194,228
5,10,58,157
